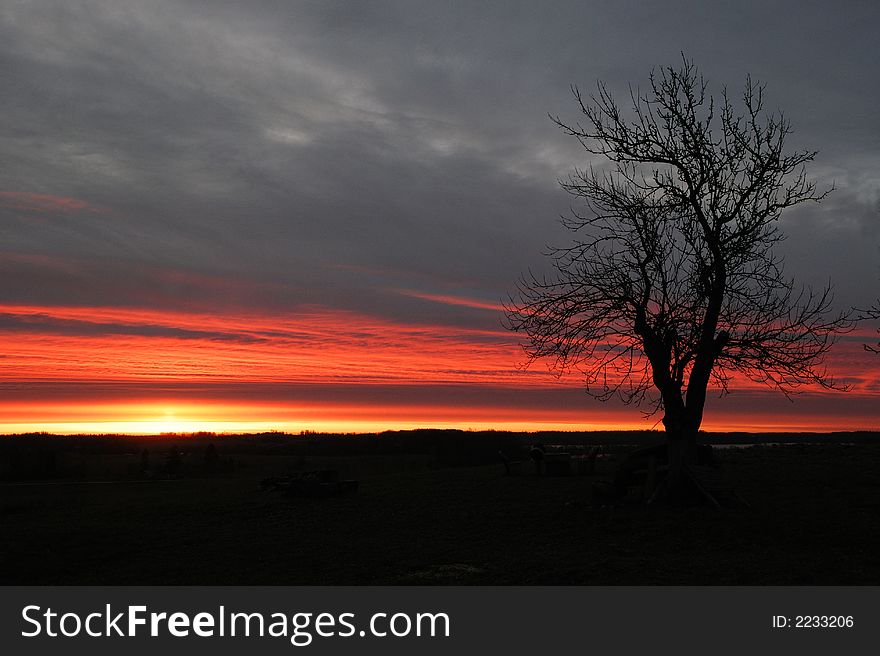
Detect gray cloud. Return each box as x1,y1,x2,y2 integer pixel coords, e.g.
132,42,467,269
1,0,878,323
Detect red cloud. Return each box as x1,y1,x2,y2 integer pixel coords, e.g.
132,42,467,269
0,191,105,216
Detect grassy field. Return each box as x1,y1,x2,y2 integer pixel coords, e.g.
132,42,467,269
1,431,879,585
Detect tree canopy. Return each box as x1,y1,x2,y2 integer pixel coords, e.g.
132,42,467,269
506,58,851,443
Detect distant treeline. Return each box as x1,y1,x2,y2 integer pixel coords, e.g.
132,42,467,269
1,429,878,481
0,429,610,481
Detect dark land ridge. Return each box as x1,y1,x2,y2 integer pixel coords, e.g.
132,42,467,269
2,429,878,584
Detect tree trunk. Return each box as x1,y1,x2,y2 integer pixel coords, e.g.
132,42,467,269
664,412,699,504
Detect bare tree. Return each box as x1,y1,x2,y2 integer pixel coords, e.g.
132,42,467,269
506,58,851,493
860,203,880,353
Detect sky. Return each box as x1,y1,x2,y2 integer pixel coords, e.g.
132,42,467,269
0,0,878,434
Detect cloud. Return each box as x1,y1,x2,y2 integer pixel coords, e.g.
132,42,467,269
0,302,541,387
0,191,105,216
4,1,874,300
392,289,505,312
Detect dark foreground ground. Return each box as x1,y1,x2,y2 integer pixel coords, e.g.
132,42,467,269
1,430,879,585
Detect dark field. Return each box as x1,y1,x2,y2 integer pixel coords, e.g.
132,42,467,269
2,430,879,585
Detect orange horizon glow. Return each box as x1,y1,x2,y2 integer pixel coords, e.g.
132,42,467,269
0,302,878,435
1,399,878,435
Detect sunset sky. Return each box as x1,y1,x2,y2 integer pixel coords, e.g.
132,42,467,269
1,1,878,434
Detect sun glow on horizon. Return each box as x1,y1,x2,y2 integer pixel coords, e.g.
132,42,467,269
0,397,877,435
0,400,654,435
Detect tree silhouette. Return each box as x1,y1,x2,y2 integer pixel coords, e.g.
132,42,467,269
862,203,879,353
862,304,879,353
506,58,851,494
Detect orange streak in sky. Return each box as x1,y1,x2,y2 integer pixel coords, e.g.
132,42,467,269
0,303,877,433
0,303,545,386
393,289,506,311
